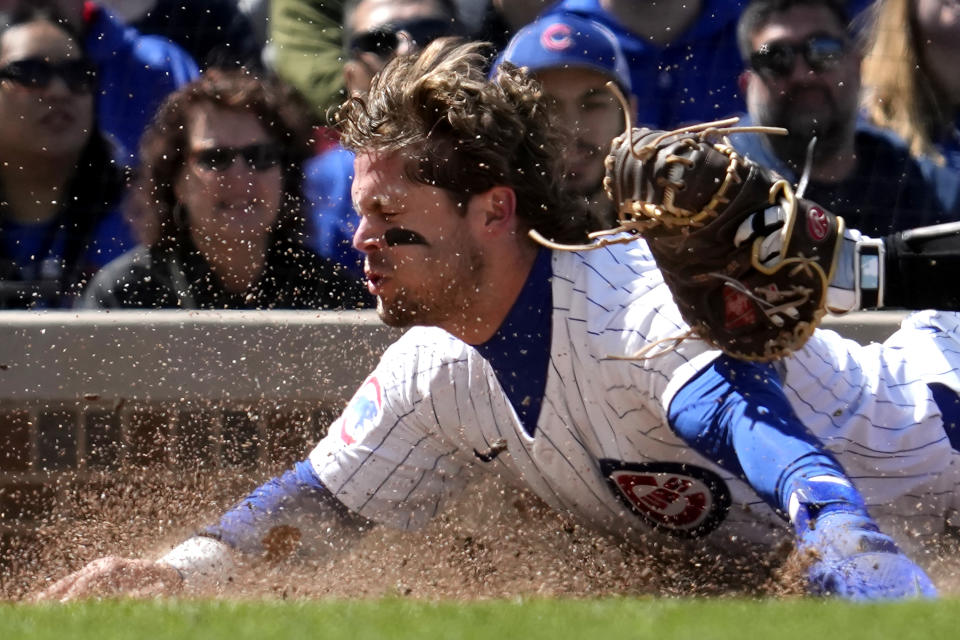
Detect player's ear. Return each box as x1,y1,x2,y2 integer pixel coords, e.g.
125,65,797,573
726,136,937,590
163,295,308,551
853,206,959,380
738,70,753,93
471,186,517,234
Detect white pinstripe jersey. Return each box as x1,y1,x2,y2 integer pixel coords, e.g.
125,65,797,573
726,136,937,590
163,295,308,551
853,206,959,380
308,241,960,548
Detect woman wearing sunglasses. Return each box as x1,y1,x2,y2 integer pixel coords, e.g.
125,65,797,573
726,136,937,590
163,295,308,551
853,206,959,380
0,7,133,308
79,70,367,310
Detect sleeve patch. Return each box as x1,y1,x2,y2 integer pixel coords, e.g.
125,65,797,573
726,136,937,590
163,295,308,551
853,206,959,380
338,376,383,445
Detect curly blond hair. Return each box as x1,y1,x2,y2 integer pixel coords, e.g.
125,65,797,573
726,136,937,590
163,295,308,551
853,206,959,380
334,38,592,244
861,0,952,162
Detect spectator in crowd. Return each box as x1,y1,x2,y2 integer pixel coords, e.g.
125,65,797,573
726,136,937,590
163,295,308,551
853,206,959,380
495,11,636,229
861,0,960,214
6,0,199,163
79,71,366,310
541,0,876,130
729,0,948,236
0,7,132,308
269,0,483,122
98,0,262,70
303,0,463,277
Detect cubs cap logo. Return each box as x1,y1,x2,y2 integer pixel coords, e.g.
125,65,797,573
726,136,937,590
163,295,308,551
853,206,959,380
540,23,574,52
600,460,731,538
338,376,382,445
807,205,829,242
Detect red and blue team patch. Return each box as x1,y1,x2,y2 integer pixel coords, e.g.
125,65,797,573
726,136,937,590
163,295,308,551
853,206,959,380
600,460,731,538
338,376,383,445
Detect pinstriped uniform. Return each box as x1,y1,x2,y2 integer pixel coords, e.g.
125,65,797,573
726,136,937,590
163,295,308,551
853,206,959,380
783,311,960,540
309,240,960,548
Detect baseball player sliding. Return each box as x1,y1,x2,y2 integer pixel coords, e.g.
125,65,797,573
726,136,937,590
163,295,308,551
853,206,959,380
37,40,960,602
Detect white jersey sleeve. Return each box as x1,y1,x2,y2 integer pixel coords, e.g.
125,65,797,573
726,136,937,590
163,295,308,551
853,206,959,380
781,310,960,531
308,328,481,530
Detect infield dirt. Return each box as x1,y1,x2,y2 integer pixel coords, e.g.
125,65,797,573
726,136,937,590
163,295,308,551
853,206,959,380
3,469,958,601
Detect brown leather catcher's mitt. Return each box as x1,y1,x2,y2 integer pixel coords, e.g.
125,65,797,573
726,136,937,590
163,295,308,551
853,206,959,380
606,115,846,360
530,86,845,361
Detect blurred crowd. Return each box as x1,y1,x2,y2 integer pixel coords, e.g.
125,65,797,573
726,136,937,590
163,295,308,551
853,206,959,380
0,0,957,310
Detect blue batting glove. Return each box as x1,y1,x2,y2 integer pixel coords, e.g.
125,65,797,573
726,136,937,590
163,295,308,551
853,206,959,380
798,510,937,600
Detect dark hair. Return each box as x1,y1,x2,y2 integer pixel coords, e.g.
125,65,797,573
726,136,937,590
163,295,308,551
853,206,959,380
736,0,850,61
137,69,315,250
334,38,592,244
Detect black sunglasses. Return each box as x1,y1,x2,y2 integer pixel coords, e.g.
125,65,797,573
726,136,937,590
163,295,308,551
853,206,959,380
749,35,848,78
347,17,456,58
190,143,282,172
0,57,97,94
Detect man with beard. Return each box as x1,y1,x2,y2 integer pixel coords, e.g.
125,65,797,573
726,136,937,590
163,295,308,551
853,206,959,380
494,11,637,231
730,0,949,236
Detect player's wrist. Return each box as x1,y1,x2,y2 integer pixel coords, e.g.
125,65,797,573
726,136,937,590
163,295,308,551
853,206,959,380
796,509,896,559
157,535,236,592
785,475,887,558
827,228,885,313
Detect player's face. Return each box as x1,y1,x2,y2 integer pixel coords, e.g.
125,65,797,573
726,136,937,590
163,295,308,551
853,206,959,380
744,5,860,161
351,150,487,329
536,67,626,199
173,103,283,247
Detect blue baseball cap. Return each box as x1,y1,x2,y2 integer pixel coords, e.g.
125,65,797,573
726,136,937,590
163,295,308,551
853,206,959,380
496,12,632,93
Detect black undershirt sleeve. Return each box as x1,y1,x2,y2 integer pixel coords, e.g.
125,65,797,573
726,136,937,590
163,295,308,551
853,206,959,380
883,221,960,310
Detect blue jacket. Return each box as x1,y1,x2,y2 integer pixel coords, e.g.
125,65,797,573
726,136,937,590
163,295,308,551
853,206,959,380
84,3,199,162
303,145,363,278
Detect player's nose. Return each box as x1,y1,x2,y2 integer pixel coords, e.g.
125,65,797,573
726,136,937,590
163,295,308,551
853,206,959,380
352,215,385,253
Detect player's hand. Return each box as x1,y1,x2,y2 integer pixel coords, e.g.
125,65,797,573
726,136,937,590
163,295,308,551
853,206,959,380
808,549,938,600
31,556,184,602
799,511,937,600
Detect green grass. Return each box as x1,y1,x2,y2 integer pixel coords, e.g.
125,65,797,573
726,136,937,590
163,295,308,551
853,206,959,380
1,598,958,640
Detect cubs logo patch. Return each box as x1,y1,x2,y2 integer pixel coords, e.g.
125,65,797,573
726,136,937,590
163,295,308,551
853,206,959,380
540,23,574,52
338,376,382,445
600,460,731,538
722,286,757,330
807,205,829,242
